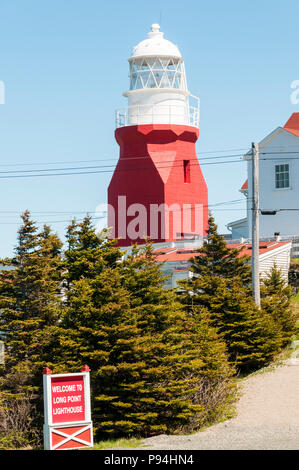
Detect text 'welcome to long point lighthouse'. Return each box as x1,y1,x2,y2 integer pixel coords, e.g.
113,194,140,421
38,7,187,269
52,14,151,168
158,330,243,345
108,24,208,247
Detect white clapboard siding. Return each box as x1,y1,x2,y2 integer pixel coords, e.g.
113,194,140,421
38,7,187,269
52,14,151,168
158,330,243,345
160,242,292,288
259,243,291,283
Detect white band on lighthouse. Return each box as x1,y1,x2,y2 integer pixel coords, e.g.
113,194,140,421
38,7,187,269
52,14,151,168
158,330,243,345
116,24,200,127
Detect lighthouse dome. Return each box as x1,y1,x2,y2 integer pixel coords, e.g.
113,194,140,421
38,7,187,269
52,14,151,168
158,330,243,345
127,25,187,92
131,24,182,59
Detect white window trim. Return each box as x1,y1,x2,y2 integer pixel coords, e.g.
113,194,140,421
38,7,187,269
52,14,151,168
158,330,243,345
273,160,292,191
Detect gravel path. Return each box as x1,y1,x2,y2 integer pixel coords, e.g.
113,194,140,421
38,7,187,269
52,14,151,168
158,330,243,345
138,360,299,450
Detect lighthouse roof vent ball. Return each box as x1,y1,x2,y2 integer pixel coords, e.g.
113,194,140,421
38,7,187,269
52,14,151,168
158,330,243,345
131,24,182,59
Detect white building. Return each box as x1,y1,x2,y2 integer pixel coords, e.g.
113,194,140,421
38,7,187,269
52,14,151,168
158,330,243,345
152,240,292,288
228,113,299,249
122,238,291,288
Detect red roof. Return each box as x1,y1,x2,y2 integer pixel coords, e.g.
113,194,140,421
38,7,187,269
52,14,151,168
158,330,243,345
154,241,290,263
240,179,248,191
239,114,299,191
283,113,299,137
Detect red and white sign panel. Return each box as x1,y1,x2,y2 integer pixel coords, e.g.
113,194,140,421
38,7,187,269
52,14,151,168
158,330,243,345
51,375,85,423
43,366,93,450
50,424,93,450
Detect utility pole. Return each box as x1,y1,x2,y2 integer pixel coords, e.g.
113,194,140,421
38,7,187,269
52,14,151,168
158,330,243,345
252,141,260,308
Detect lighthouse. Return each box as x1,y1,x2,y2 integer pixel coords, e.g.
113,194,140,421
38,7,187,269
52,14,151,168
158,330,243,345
108,24,208,247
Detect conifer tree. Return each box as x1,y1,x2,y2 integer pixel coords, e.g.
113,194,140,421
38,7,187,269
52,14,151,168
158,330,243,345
179,215,282,371
189,214,252,286
0,212,64,447
261,265,296,347
64,215,120,284
60,226,236,438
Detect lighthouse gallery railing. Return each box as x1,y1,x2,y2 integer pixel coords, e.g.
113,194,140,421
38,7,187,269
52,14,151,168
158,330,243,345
115,98,200,129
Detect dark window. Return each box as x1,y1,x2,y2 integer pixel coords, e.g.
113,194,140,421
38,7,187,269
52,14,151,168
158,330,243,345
184,160,191,183
275,164,289,189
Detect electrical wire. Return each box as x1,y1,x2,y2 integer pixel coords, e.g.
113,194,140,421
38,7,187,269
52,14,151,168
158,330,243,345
0,148,251,168
0,158,246,180
0,197,249,226
1,151,299,181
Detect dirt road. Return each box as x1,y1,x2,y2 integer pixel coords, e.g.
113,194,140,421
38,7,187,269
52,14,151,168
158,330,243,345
139,361,299,450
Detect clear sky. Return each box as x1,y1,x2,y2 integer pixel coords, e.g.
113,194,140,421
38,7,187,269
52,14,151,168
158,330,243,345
0,0,298,257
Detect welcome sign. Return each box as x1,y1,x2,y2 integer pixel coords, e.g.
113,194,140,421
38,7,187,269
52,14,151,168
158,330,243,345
43,366,93,450
51,375,85,423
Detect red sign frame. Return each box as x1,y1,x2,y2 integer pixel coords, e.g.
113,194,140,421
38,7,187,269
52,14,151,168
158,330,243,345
43,366,93,450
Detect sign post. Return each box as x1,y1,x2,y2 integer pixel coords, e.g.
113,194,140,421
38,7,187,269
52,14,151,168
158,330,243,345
0,341,4,365
43,365,93,450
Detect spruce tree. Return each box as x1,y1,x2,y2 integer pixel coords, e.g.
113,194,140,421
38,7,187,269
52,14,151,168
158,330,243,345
189,214,252,286
0,212,64,448
64,215,120,284
261,265,296,347
60,226,236,438
179,215,282,371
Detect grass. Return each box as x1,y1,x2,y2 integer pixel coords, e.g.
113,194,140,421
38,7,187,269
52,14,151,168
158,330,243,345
18,437,143,451
87,437,143,450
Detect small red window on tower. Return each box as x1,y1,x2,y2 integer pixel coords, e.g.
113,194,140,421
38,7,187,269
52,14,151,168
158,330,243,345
183,160,191,183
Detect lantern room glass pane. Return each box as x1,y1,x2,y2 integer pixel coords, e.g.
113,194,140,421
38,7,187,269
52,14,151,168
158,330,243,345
147,74,156,88
153,70,163,86
140,71,150,87
173,74,181,88
160,72,170,88
129,56,186,91
167,60,175,70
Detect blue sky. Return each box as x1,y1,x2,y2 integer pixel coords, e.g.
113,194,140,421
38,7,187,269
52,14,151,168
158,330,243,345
0,0,298,257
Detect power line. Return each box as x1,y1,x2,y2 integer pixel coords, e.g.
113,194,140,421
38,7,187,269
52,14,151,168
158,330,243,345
2,150,299,181
0,198,249,215
0,153,245,173
0,216,106,225
0,158,246,180
4,153,299,180
0,146,299,170
0,198,249,216
0,148,251,168
0,198,249,225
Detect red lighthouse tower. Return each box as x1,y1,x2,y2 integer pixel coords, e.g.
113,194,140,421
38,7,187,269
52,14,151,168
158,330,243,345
108,24,208,247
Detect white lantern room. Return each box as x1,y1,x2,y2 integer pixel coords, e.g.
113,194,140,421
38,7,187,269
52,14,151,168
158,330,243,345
116,24,199,128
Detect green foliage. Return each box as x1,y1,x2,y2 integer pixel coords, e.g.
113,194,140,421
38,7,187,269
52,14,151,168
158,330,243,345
188,215,252,286
180,275,281,371
64,215,120,284
0,211,64,447
261,265,296,347
0,211,294,447
60,229,236,438
179,215,282,371
0,214,237,445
